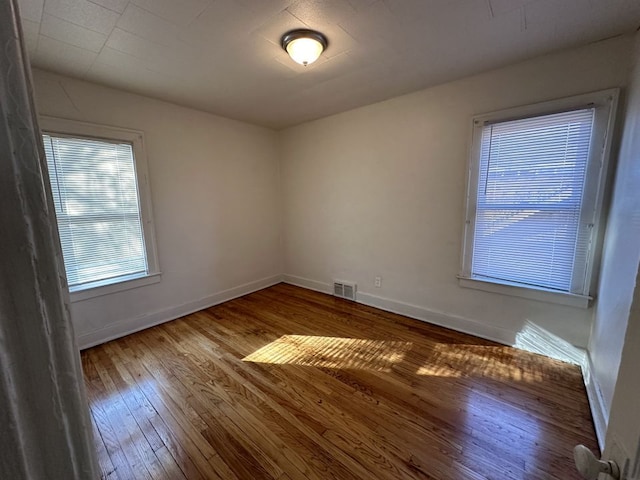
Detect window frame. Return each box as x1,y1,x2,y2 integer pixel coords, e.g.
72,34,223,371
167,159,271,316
40,116,161,302
459,89,619,308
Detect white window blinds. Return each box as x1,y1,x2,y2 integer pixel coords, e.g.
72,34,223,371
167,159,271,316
43,134,148,289
471,108,595,293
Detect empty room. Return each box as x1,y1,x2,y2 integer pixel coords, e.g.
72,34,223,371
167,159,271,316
2,0,640,479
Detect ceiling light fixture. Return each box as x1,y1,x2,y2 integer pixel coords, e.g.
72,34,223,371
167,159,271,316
281,29,328,66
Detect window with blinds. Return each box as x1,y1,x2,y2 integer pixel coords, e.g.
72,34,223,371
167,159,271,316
43,134,148,290
461,90,618,304
473,109,594,292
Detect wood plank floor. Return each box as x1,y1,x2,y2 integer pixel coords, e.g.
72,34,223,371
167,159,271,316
82,283,597,480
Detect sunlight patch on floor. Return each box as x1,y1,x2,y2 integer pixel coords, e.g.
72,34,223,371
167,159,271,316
416,343,545,382
242,335,412,371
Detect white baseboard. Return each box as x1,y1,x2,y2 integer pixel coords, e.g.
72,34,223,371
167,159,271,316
282,274,333,295
357,291,517,345
77,274,283,349
582,353,608,450
282,274,516,346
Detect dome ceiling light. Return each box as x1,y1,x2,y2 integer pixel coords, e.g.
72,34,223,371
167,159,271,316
281,29,328,66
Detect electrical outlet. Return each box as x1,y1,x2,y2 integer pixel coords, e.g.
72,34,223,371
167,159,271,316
374,276,381,288
609,435,631,480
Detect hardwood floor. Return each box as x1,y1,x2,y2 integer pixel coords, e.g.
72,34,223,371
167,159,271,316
82,283,597,479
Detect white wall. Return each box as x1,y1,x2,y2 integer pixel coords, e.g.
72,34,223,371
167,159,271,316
603,268,640,475
280,35,633,349
32,69,283,348
597,32,640,464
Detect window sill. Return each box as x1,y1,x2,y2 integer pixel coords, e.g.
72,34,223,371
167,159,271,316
457,276,592,309
69,272,162,303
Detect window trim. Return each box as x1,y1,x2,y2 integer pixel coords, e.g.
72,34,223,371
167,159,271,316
40,116,161,302
459,89,619,307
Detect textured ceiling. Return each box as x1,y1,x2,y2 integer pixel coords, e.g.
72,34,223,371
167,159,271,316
18,0,640,129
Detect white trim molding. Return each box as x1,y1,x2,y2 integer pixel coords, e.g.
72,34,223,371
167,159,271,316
582,353,608,450
458,277,591,309
77,274,282,349
39,115,161,301
0,7,99,475
282,274,333,295
282,274,517,346
357,291,517,345
70,272,162,302
460,89,619,305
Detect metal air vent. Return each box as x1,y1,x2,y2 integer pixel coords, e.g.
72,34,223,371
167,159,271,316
333,280,356,301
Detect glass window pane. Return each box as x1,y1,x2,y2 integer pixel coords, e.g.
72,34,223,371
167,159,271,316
43,134,148,289
471,109,594,292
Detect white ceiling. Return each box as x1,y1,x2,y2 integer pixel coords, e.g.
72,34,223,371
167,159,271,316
18,0,640,129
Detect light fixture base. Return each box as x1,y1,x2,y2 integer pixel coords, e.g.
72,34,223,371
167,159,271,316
281,29,328,66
